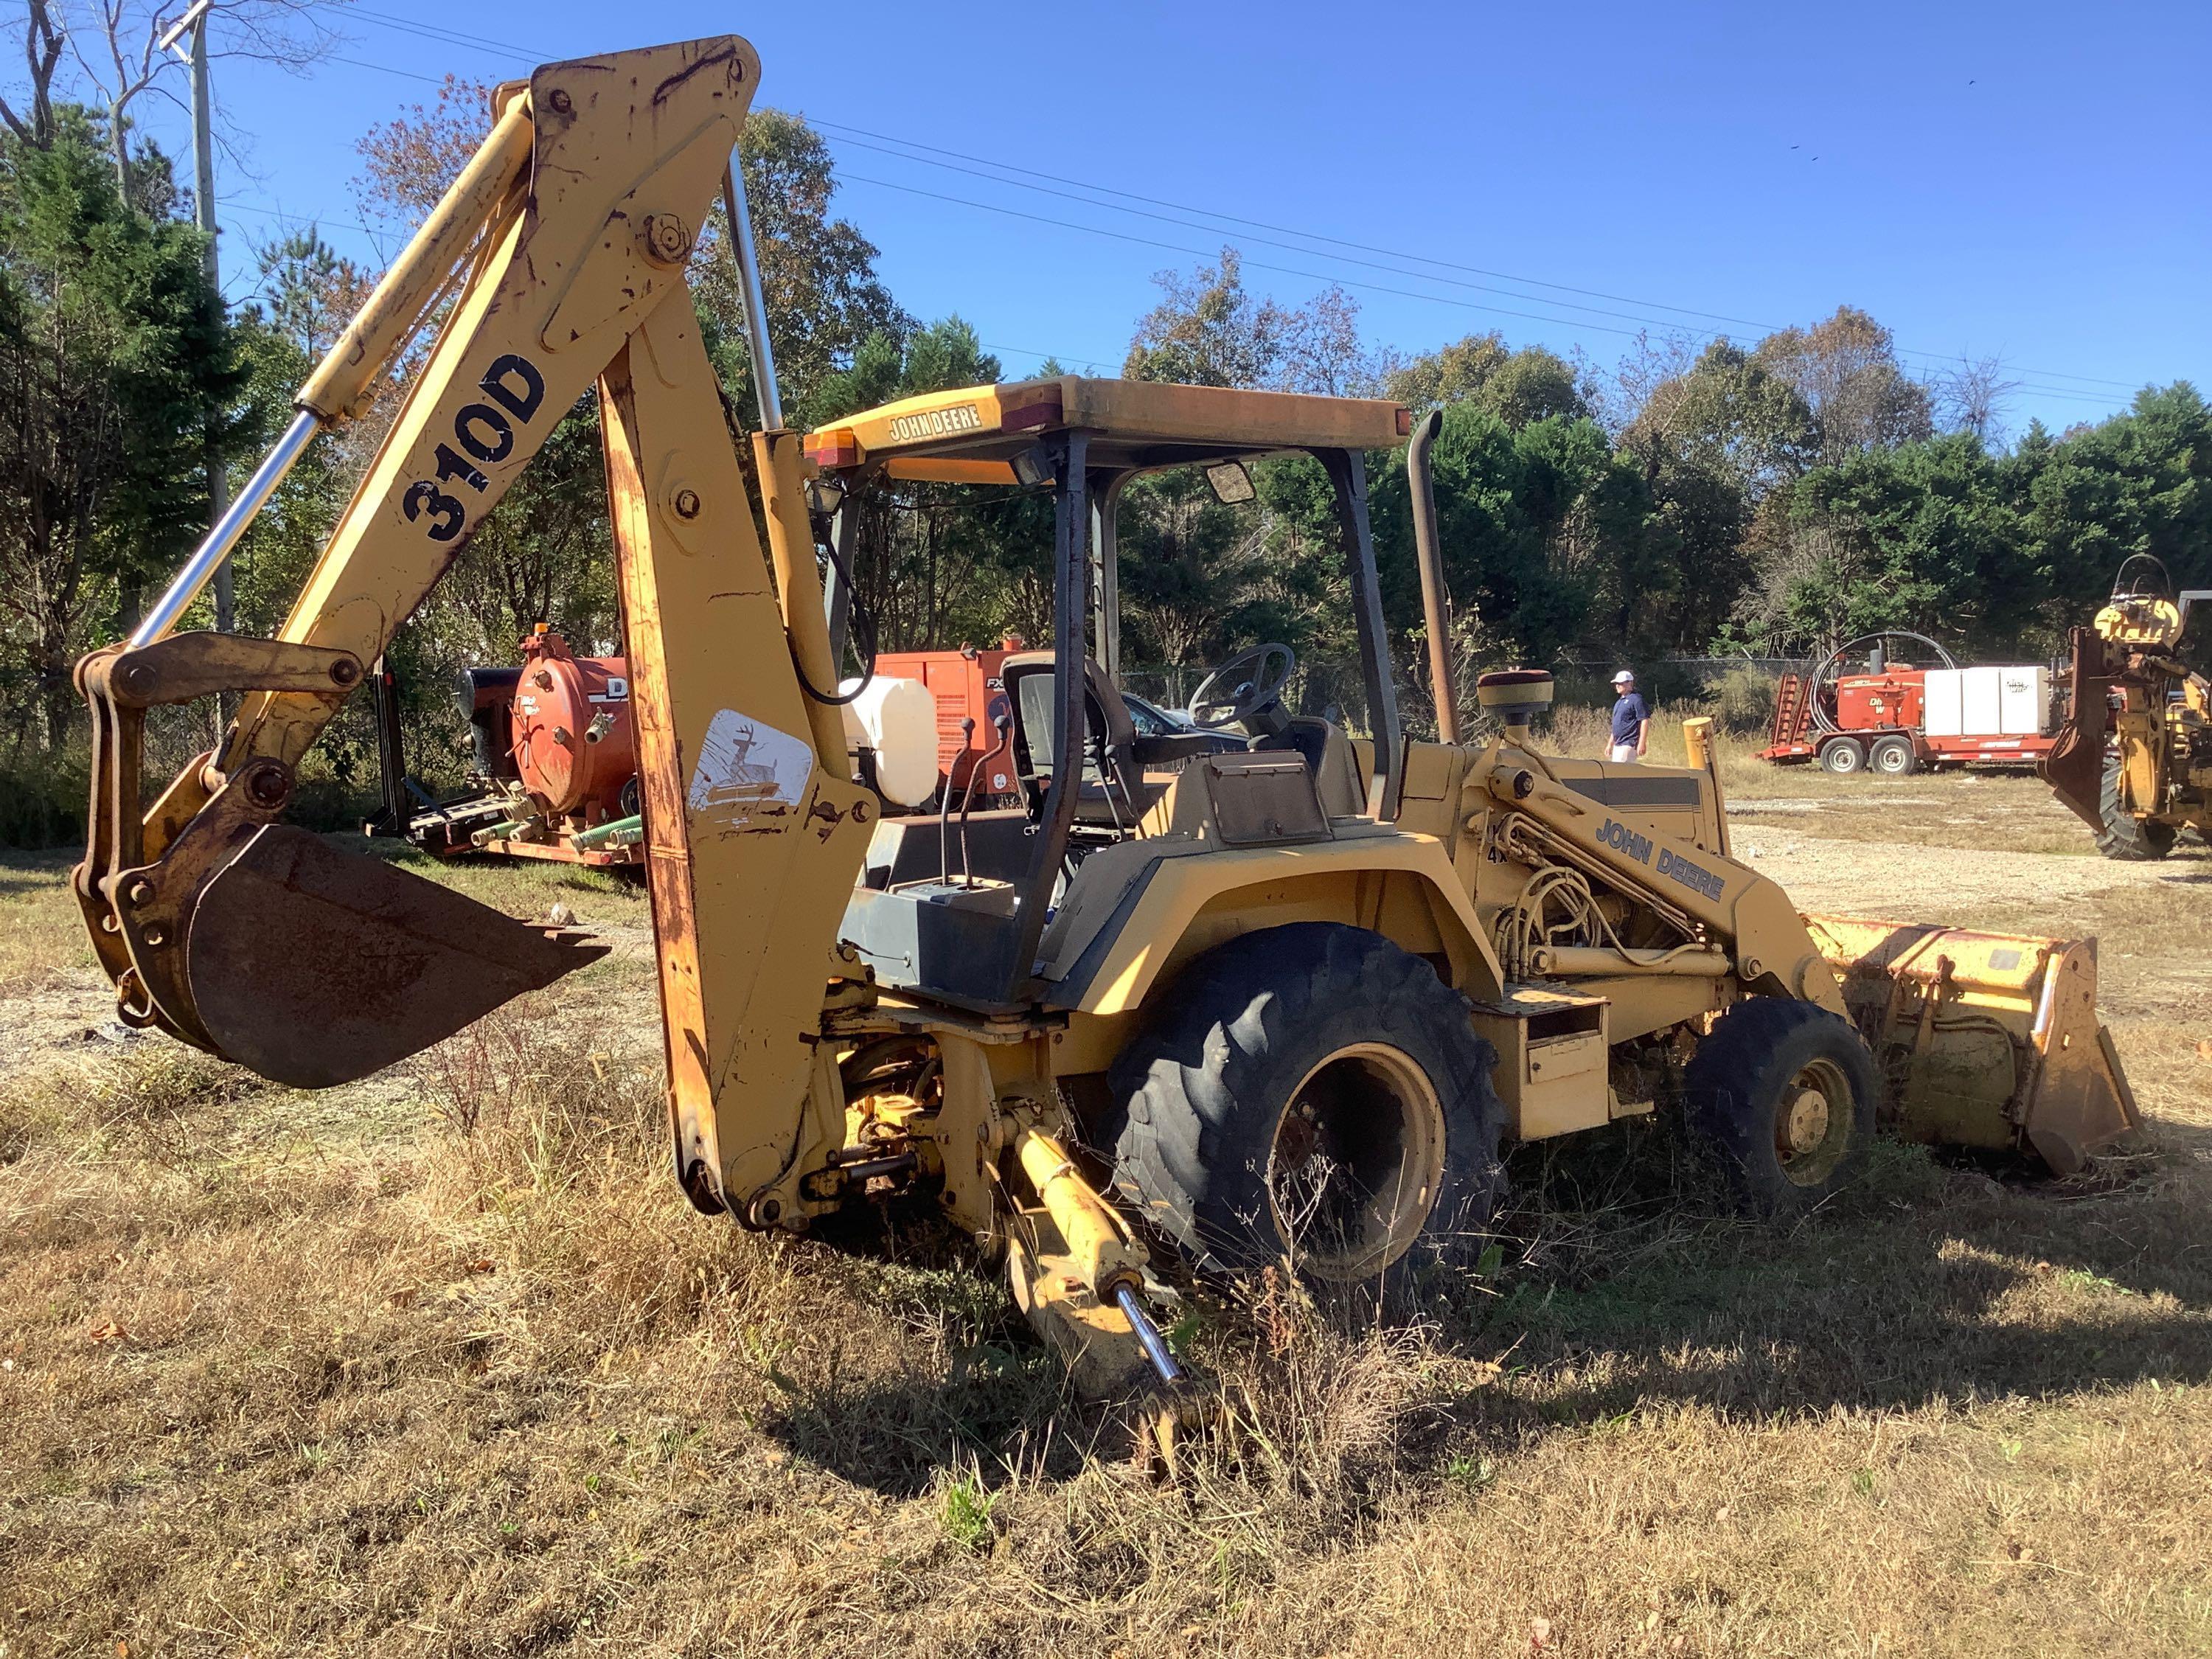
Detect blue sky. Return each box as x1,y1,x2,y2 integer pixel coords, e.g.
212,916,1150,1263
125,0,2210,435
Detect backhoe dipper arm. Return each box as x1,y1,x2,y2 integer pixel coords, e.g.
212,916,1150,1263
74,38,874,1217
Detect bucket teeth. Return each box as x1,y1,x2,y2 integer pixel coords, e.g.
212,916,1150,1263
1802,914,2138,1173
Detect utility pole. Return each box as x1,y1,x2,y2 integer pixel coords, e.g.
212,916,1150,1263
162,1,232,644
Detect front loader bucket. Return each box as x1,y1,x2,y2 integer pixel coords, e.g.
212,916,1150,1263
1803,915,2139,1175
184,825,607,1088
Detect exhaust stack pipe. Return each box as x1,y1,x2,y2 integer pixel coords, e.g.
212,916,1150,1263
1407,409,1459,744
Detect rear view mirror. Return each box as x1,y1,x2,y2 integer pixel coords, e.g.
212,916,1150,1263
1205,461,1255,504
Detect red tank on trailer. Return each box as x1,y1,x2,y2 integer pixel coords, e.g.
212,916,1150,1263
1832,666,1925,737
394,633,1018,866
509,626,636,818
1760,630,2058,777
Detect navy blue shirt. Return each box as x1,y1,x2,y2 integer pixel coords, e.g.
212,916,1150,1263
1610,692,1650,745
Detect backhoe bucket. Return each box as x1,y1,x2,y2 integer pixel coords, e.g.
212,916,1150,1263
1803,915,2138,1174
183,825,606,1088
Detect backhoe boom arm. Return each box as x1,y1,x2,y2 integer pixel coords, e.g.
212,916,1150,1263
74,37,873,1217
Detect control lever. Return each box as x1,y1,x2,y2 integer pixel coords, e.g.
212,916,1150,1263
959,712,1012,887
939,714,975,885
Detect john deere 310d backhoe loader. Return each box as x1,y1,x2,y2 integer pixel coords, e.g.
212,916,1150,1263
2043,554,2212,860
75,35,2140,1394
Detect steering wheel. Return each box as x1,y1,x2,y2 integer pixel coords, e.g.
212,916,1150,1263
1189,642,1297,731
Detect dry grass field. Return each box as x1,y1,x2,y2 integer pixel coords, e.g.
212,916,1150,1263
4,738,2210,1657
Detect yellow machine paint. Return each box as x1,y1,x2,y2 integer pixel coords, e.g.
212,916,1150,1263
1804,917,2135,1174
2043,555,2212,860
73,35,2141,1400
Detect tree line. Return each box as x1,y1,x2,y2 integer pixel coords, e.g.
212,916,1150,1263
0,38,2205,839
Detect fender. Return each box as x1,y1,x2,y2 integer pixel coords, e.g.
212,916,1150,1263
1039,825,1506,1022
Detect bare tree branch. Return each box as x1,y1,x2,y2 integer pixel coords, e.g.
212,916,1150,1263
1932,352,2023,445
1,0,66,145
56,0,352,204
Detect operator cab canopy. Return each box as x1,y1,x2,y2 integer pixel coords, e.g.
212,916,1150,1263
804,374,1411,481
807,375,1416,1008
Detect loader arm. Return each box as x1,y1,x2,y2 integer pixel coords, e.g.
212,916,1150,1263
74,37,872,1216
1482,755,1846,1012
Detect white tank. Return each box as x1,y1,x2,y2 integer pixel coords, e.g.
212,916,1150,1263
839,674,939,808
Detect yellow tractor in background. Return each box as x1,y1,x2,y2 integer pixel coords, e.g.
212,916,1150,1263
72,35,2139,1397
2044,554,2212,860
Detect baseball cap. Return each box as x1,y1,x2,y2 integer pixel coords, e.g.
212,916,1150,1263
1612,669,1635,685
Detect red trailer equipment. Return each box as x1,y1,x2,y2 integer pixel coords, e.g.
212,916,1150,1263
1761,631,2059,776
403,627,646,866
392,636,1018,865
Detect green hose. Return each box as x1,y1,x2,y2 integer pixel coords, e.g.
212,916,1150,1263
570,813,643,849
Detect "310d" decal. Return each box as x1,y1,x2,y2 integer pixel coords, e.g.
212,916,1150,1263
403,352,547,543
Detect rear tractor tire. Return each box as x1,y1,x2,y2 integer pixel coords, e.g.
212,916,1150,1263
2096,755,2176,861
1818,737,1866,776
1107,923,1506,1289
1867,735,1917,776
1682,998,1879,1220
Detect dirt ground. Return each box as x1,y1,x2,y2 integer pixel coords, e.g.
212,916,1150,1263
3,770,2210,1658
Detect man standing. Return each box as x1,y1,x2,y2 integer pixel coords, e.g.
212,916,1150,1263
1610,669,1649,763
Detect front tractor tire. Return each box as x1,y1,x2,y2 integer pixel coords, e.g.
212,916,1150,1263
1107,924,1505,1289
1682,998,1879,1219
2096,755,2176,861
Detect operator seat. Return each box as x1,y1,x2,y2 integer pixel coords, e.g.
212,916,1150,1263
1003,653,1209,829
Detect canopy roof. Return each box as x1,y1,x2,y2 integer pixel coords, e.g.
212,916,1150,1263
802,376,1411,484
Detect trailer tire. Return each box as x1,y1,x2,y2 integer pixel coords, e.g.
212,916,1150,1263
1105,923,1505,1287
2096,756,2175,860
1682,998,1878,1220
1818,737,1865,776
1868,735,1917,776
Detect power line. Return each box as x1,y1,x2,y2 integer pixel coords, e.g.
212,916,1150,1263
316,10,2146,405
824,129,1747,340
347,6,539,60
811,119,2147,395
834,173,2128,407
837,172,1658,342
211,156,2128,410
332,53,448,87
218,196,384,240
835,171,2127,408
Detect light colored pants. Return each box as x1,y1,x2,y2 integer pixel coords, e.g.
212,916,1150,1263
1609,742,1640,764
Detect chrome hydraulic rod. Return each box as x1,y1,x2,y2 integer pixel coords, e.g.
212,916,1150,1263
133,93,536,650
721,159,783,431
131,409,321,647
1113,1284,1183,1386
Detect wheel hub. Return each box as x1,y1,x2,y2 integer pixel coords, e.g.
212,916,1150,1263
1267,1043,1446,1281
1773,1058,1853,1186
1783,1086,1831,1154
